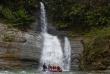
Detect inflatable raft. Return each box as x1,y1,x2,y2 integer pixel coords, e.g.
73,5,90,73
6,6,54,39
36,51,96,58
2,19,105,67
48,70,62,72
42,69,62,72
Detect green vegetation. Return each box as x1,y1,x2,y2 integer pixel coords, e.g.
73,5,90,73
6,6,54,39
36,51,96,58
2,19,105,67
0,0,110,31
43,0,110,32
0,0,110,70
0,0,38,30
80,26,110,70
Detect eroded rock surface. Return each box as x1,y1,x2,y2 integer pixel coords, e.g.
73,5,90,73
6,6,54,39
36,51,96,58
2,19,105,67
0,23,84,70
0,23,43,70
70,36,83,70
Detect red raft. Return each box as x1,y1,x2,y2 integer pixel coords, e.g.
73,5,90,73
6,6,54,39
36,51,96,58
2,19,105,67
42,69,62,72
48,70,62,72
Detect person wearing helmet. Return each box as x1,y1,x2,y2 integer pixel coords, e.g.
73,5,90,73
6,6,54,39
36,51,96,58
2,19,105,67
54,65,56,69
54,65,57,71
48,64,51,70
57,65,61,70
43,63,46,71
50,65,52,70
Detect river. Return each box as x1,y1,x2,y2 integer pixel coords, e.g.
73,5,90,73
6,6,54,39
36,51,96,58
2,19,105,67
0,70,94,74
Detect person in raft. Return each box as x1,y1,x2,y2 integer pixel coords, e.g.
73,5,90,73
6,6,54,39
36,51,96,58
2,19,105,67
54,65,57,69
43,63,47,71
53,65,57,70
48,64,52,70
57,65,61,70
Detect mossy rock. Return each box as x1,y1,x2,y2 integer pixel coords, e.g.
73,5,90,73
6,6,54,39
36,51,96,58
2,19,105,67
3,34,15,42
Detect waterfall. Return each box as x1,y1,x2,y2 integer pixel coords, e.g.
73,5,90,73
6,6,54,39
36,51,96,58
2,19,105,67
40,2,64,68
64,37,71,70
39,2,71,70
40,2,47,33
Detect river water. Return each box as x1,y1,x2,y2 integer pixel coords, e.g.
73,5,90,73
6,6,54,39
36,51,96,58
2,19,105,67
0,70,94,74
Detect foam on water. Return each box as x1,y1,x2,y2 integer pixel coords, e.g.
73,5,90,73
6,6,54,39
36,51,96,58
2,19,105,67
0,70,93,74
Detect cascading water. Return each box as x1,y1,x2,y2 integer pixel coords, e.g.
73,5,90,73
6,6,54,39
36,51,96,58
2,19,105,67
64,37,71,70
40,2,64,68
39,2,71,70
40,2,47,33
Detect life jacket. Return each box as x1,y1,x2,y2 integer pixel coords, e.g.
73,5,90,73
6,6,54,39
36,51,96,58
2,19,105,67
43,64,46,69
57,66,60,70
54,66,56,69
45,65,47,69
48,65,50,68
53,66,56,69
50,65,52,68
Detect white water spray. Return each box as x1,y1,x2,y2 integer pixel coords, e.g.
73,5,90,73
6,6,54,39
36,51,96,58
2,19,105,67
40,2,47,33
39,2,71,70
64,37,71,70
40,2,64,68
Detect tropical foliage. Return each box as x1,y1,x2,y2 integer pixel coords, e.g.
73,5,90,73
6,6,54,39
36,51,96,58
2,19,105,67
0,0,38,30
43,0,110,31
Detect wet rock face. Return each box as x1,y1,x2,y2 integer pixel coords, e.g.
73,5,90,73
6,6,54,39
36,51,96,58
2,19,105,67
59,35,84,70
0,23,84,70
69,36,83,70
0,23,43,70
